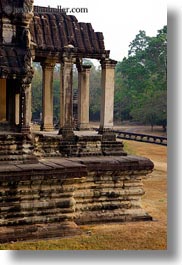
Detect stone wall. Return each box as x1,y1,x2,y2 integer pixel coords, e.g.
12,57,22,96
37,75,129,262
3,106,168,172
0,133,38,165
71,156,153,224
0,155,153,243
0,159,87,242
33,133,127,158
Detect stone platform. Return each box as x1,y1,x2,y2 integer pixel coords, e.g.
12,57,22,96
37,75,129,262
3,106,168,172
0,155,154,243
0,132,38,165
33,130,127,158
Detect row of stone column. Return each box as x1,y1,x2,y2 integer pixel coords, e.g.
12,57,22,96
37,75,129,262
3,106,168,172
0,78,31,133
40,56,117,135
0,57,117,135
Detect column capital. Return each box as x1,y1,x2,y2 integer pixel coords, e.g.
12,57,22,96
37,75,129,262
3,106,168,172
21,68,34,86
77,64,92,73
61,56,75,65
61,49,76,65
100,58,117,69
41,61,56,71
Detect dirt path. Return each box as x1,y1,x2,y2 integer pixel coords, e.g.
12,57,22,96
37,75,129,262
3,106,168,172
90,122,167,137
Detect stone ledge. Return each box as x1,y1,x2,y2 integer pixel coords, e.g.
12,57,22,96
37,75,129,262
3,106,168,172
67,155,154,172
0,155,154,176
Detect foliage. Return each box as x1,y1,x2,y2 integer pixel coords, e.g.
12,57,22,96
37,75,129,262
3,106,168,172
115,26,167,130
88,62,101,121
32,63,42,121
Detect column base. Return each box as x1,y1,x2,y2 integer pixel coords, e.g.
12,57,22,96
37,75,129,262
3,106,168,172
98,127,116,141
20,125,31,134
99,126,114,133
98,127,127,156
58,126,75,139
41,124,54,132
77,123,90,131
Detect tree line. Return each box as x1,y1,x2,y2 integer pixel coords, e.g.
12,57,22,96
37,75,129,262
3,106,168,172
115,26,167,131
32,25,167,130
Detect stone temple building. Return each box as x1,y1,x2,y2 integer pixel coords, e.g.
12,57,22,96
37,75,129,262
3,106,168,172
0,0,116,135
0,1,154,243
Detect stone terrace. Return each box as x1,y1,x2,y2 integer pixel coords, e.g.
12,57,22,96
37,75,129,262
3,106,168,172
0,155,153,243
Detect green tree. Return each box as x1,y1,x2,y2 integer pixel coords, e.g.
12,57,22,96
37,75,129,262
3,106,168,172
89,64,101,121
128,30,149,56
115,26,167,130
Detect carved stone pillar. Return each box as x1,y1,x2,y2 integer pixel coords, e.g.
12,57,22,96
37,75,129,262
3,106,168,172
0,79,6,122
41,61,55,131
18,59,34,133
60,66,64,130
19,82,32,133
59,56,74,137
77,65,91,130
99,59,117,132
7,79,18,129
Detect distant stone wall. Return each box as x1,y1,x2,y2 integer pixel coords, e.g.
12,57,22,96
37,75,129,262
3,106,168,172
0,156,153,243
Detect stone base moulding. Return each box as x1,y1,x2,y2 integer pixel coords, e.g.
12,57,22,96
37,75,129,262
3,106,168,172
0,155,154,243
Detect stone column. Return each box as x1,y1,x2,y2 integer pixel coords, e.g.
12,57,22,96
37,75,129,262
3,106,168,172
60,66,65,129
99,59,117,132
19,82,32,133
15,93,20,125
59,56,74,137
0,79,6,122
77,65,91,130
41,61,55,131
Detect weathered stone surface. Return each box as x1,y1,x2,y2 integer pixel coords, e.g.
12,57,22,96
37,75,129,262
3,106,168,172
0,158,87,242
69,156,153,224
33,133,63,157
0,133,38,165
0,155,154,242
32,133,126,157
0,1,155,244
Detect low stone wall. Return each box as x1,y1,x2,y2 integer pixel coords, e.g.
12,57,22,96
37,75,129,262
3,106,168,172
0,133,38,165
0,159,86,242
0,156,154,243
73,156,153,224
33,133,127,157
